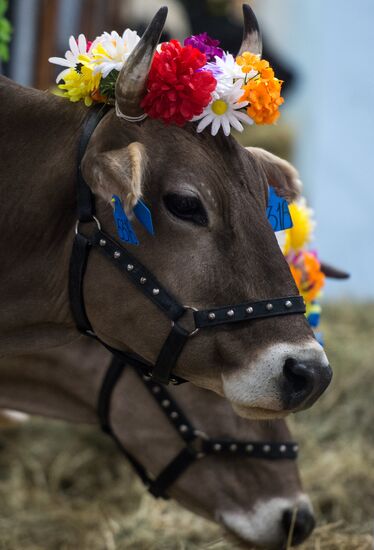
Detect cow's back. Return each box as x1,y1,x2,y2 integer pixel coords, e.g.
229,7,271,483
0,76,86,354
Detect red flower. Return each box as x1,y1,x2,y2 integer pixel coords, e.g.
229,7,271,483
141,40,216,126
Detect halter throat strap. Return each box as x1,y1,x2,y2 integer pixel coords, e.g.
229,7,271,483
98,357,299,500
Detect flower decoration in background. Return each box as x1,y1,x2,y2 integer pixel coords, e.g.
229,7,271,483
289,251,325,304
283,199,315,255
281,197,325,332
48,29,284,135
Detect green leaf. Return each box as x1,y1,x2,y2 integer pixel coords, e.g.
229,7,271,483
0,42,9,62
99,69,119,99
0,0,12,62
0,0,8,19
0,18,11,35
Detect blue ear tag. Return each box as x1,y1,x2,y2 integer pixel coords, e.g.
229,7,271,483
133,199,154,235
112,195,139,245
267,186,293,232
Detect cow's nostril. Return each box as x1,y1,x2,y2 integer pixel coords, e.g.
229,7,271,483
282,506,316,546
282,357,332,411
283,358,310,394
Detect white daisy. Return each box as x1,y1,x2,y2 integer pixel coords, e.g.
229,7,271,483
194,81,253,136
49,34,90,83
206,53,255,93
90,29,140,78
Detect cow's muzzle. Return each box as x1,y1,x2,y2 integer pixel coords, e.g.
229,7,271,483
282,357,333,411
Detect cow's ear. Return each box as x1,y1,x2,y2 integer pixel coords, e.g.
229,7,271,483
247,147,302,203
82,142,147,213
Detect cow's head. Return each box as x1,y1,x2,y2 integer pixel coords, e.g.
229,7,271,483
80,5,331,419
112,371,315,548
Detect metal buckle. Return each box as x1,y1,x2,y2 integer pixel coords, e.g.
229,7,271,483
184,306,200,337
170,305,200,337
75,216,101,235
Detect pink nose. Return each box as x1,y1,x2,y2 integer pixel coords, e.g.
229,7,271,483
282,357,332,411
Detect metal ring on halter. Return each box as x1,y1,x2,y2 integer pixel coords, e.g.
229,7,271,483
75,216,101,235
171,305,200,337
115,101,148,122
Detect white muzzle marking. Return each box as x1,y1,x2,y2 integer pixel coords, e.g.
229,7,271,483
222,340,329,411
219,494,313,548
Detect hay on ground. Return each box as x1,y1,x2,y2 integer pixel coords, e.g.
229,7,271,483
0,303,373,549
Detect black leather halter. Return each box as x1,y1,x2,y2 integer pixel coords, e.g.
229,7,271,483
98,356,299,499
69,106,306,385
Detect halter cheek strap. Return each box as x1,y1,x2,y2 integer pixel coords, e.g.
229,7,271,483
98,357,299,500
69,106,306,385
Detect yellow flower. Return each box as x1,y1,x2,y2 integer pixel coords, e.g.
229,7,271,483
78,46,107,71
284,202,314,255
58,65,101,106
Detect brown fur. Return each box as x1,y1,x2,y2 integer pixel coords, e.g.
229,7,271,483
86,141,147,212
246,147,302,202
0,74,326,417
0,338,305,548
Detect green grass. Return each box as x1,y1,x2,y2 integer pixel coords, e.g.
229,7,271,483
0,304,373,549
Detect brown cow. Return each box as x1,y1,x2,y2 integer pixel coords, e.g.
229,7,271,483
0,338,315,548
0,6,331,419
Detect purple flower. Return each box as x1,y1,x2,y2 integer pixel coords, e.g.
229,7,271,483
184,32,224,62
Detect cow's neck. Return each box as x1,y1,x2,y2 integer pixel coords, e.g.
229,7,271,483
0,341,196,480
0,77,87,356
0,341,107,424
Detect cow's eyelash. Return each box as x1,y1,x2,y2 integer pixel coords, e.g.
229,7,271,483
163,193,209,226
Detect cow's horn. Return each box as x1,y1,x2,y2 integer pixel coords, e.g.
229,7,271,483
115,6,168,119
320,262,350,280
238,4,262,57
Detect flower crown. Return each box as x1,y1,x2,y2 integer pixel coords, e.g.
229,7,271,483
49,30,284,136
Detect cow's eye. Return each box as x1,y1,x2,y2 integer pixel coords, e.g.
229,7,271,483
163,193,208,226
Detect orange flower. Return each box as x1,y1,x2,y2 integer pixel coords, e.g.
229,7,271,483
237,51,284,125
236,51,260,74
237,52,275,79
289,252,325,303
242,76,284,125
256,59,275,79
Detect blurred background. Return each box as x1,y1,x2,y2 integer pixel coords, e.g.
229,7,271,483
1,0,373,298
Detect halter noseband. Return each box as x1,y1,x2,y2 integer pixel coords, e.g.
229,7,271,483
69,106,306,385
98,357,299,500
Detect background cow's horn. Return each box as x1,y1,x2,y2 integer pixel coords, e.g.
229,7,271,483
238,4,262,57
115,6,168,118
320,262,350,280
